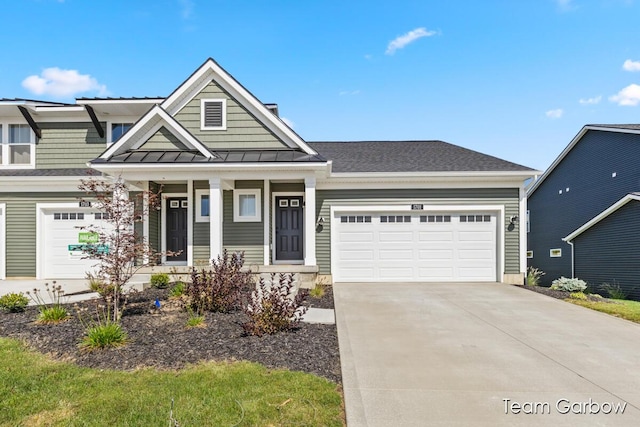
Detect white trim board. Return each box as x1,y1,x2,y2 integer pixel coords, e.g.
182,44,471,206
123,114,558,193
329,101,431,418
0,203,5,279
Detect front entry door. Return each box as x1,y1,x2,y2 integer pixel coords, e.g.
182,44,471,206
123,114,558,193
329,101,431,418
166,197,187,262
275,196,304,261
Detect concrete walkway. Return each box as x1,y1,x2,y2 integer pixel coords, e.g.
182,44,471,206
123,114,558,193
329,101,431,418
334,282,640,426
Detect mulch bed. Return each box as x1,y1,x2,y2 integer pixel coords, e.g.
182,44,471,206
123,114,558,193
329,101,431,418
0,286,341,384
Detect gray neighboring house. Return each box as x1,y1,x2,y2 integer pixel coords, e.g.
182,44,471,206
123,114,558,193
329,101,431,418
527,124,640,299
0,58,536,285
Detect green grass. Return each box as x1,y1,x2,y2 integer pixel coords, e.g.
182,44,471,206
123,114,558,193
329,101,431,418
567,299,640,323
0,337,344,426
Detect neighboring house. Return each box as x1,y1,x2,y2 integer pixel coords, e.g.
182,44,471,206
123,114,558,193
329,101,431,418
0,58,536,284
527,125,640,299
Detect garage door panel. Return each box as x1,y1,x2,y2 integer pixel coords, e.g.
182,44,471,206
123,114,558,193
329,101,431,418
380,249,413,260
334,211,497,282
339,232,374,243
378,231,413,242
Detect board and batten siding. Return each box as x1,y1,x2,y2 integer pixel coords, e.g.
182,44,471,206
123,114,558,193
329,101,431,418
0,192,86,277
222,181,264,266
527,130,640,286
316,188,521,276
173,82,288,150
573,200,640,301
36,122,106,169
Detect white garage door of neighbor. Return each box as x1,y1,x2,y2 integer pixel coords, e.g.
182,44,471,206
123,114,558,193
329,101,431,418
42,209,111,279
334,212,497,282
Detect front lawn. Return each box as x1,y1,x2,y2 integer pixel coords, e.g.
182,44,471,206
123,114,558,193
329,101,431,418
566,299,640,323
0,337,344,426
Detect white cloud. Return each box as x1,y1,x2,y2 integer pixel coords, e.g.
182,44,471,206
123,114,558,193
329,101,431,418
339,90,361,96
546,108,564,119
555,0,577,11
579,95,602,105
281,117,295,129
385,27,437,55
179,0,194,19
609,83,640,106
623,59,640,72
22,67,107,98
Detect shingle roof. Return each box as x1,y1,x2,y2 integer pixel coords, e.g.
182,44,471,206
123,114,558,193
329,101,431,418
0,168,97,177
309,140,534,173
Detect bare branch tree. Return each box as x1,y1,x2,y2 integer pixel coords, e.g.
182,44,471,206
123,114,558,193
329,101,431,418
78,176,167,321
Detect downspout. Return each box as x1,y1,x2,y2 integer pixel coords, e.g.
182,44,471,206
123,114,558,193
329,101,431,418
563,238,575,278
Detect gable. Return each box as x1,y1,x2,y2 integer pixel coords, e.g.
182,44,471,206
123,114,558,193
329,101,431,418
173,81,288,150
136,126,188,151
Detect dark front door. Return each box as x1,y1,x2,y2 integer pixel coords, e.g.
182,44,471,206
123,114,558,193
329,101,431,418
166,197,187,261
275,196,303,261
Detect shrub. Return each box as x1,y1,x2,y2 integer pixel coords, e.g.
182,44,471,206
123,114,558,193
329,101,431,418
0,292,29,313
242,273,308,336
309,285,325,299
26,283,69,324
169,281,186,298
551,277,587,292
150,273,170,289
77,303,128,350
570,291,587,300
600,282,627,300
526,267,545,286
186,308,205,328
87,273,119,301
187,250,253,313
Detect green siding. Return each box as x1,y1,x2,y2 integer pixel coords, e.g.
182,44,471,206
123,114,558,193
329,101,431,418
174,82,288,150
0,192,86,277
138,127,188,150
36,122,106,169
316,188,520,276
162,184,187,194
222,181,264,265
271,183,304,193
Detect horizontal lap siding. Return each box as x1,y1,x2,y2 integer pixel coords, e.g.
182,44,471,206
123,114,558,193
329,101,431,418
528,130,640,285
0,192,86,277
174,82,287,150
140,127,187,150
574,201,640,300
316,188,520,276
36,123,106,169
222,181,264,266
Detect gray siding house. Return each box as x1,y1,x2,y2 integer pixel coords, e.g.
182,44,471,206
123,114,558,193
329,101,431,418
0,58,536,285
527,125,640,298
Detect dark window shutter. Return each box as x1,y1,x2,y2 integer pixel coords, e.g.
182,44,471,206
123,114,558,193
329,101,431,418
204,101,223,127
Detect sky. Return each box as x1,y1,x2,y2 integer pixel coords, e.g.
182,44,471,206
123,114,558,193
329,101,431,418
2,0,640,172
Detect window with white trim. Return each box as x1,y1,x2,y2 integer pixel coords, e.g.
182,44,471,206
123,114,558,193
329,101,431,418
195,189,210,222
340,215,372,223
0,123,35,167
110,123,132,144
201,99,227,130
380,215,411,223
233,189,261,222
550,248,562,258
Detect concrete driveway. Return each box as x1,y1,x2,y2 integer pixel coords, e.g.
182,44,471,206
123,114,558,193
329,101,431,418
334,282,640,426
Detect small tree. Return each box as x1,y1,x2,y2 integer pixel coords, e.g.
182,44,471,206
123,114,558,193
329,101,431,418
79,176,166,321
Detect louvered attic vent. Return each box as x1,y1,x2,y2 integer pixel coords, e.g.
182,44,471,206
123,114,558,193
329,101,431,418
201,98,227,130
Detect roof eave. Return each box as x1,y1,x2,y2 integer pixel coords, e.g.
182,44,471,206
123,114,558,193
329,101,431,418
563,193,640,242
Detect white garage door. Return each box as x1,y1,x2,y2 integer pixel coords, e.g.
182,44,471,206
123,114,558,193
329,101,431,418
334,212,497,282
41,209,110,279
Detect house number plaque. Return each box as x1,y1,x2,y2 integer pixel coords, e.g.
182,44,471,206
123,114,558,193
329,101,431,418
411,204,424,210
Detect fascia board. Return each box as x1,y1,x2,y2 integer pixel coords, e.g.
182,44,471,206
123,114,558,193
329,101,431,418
0,176,88,192
76,99,164,105
100,106,163,158
329,170,540,179
528,125,640,196
89,162,327,173
563,194,640,242
160,58,317,156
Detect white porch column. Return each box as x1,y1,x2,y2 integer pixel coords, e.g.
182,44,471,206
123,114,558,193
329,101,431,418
304,176,317,266
519,185,527,275
142,181,150,265
187,179,194,266
263,179,270,265
209,178,223,262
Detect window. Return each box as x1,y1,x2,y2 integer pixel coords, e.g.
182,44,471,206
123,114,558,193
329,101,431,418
233,189,261,222
53,212,84,220
420,215,451,223
201,99,227,130
195,189,210,222
527,250,533,259
460,214,491,223
550,248,562,258
0,123,35,167
340,215,371,223
380,215,411,223
110,123,132,143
